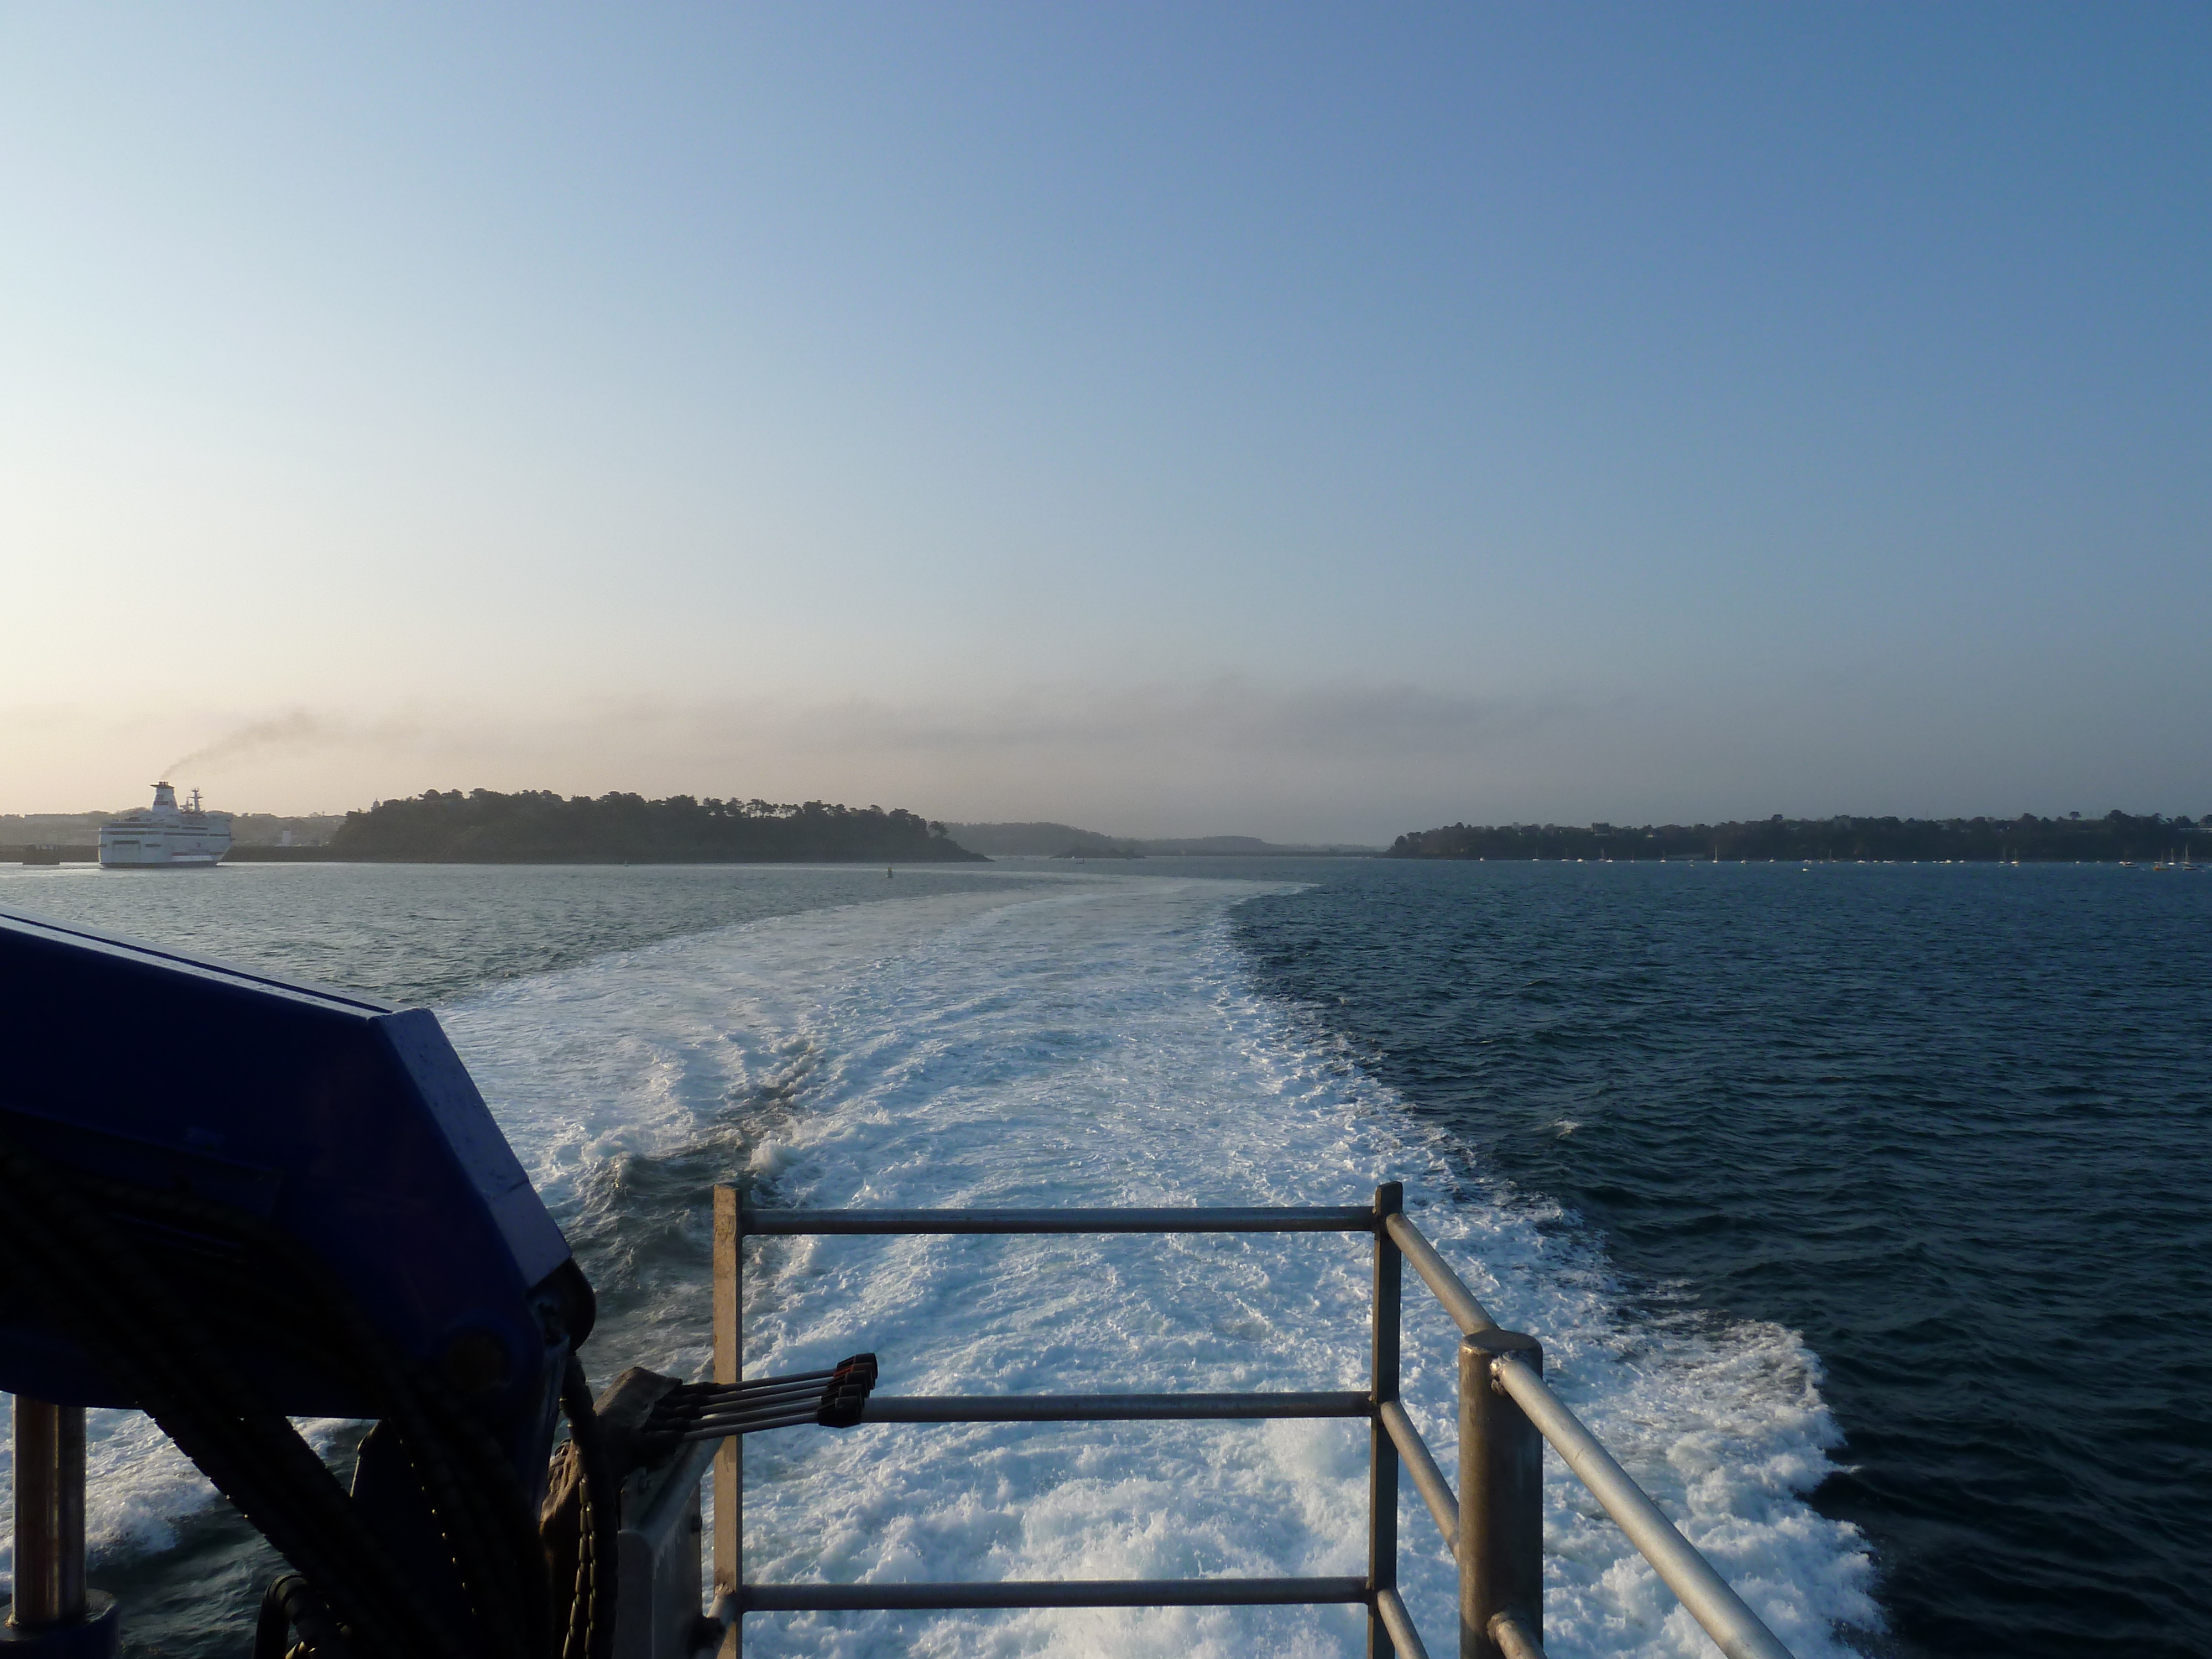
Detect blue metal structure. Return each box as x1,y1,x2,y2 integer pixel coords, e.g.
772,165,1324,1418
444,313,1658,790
0,905,577,1440
0,905,589,1658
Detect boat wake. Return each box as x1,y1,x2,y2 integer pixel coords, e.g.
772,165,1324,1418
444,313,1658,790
4,875,1879,1657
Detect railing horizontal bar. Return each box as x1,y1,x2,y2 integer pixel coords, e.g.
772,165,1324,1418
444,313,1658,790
680,1383,833,1415
691,1366,842,1393
685,1408,831,1432
862,1392,1371,1422
681,1415,810,1438
1384,1214,1499,1334
1492,1356,1796,1659
1379,1401,1458,1555
680,1410,843,1441
686,1370,842,1399
1490,1610,1546,1659
1375,1587,1433,1659
740,1575,1371,1611
744,1206,1377,1235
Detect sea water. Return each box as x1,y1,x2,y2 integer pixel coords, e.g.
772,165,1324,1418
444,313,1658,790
0,858,2200,1657
1230,858,2212,1658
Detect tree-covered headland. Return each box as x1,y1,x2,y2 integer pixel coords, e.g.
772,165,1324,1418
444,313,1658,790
1386,812,2211,863
327,789,986,863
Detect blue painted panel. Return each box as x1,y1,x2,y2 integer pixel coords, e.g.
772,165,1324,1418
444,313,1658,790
0,905,576,1429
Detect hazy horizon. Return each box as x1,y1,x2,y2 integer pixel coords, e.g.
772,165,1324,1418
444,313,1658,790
9,770,2206,854
6,6,2207,840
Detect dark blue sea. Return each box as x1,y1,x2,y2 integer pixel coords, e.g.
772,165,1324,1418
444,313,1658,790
1227,858,2211,1658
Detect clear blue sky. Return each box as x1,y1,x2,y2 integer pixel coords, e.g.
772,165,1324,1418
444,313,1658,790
3,3,2206,838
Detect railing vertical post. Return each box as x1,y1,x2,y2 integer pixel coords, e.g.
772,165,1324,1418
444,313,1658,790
712,1186,744,1658
1456,1329,1543,1659
11,1397,87,1630
1368,1182,1404,1658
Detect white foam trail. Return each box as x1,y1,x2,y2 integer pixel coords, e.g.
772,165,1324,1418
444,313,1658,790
452,877,1879,1657
5,875,1880,1657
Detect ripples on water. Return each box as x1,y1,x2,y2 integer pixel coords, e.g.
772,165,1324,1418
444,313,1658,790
1231,859,2212,1659
0,858,2202,1657
0,862,1030,1008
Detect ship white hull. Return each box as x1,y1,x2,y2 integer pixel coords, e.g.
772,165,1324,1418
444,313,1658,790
99,837,227,868
100,784,233,868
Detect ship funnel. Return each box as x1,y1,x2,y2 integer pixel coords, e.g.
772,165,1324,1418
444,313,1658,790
152,782,177,810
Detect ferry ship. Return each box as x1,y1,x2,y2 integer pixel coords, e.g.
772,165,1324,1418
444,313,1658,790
98,782,233,868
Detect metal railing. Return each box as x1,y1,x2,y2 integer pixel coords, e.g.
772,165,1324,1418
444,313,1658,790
701,1183,1799,1659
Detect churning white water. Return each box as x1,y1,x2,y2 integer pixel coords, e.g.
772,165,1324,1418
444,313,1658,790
6,874,1878,1656
465,877,1877,1657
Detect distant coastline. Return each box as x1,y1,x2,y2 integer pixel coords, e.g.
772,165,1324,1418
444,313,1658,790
314,789,985,864
17,804,2205,869
941,821,1383,858
1386,812,2210,863
3,804,1381,867
1,808,341,850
